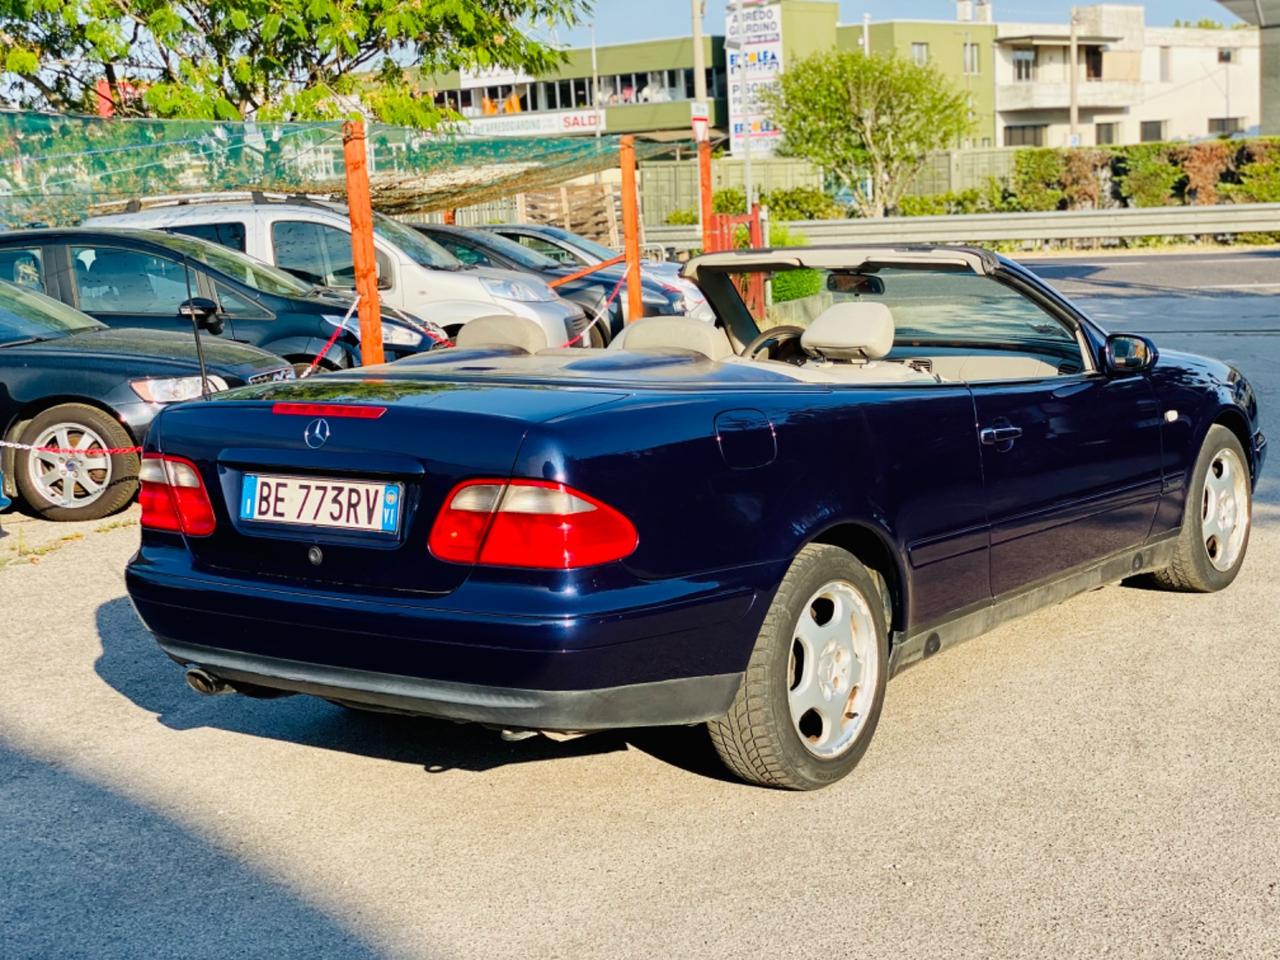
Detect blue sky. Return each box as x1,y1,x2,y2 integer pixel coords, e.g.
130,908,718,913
555,1,1245,46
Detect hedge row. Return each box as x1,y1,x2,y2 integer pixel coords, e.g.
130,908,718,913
898,138,1280,216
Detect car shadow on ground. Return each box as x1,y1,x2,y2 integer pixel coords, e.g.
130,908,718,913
92,597,736,784
0,740,380,959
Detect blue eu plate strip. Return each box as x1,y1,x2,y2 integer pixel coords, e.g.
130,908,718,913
240,475,259,520
381,484,400,532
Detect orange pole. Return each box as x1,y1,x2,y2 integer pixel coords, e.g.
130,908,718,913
342,119,385,366
698,140,714,252
619,135,644,323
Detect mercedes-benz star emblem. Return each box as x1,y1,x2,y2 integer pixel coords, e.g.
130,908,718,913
304,418,331,449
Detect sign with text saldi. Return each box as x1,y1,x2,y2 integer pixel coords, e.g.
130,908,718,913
726,1,785,156
459,109,604,138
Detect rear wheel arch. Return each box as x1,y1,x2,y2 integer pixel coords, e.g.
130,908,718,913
808,522,906,634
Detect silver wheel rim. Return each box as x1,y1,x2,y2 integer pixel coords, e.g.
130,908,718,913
787,579,880,759
1202,447,1249,572
26,421,112,510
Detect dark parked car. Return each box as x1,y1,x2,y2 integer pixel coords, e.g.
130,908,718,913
0,229,434,375
417,223,684,345
124,245,1264,789
0,279,292,521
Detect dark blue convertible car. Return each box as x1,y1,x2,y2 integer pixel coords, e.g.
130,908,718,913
125,246,1265,789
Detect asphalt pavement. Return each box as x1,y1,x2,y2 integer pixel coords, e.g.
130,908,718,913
1,249,1278,959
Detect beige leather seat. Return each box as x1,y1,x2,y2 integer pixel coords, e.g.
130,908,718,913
797,302,935,384
608,316,734,361
453,315,550,354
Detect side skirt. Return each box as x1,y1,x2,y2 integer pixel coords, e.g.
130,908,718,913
887,532,1179,678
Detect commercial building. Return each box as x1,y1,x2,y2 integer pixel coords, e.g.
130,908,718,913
1216,0,1279,134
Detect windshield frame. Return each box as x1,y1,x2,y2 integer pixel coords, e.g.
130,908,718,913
0,278,105,346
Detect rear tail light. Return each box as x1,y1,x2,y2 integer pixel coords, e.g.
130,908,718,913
139,454,217,536
429,479,637,569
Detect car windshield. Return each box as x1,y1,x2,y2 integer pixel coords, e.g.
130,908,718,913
540,226,618,262
152,231,313,297
464,229,560,271
373,213,463,270
0,279,104,346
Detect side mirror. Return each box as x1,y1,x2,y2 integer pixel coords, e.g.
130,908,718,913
1104,333,1158,375
179,297,223,336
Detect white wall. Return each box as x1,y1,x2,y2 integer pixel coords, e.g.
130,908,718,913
994,11,1260,147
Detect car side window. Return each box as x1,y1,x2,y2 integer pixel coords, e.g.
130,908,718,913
0,247,46,292
438,238,490,267
71,246,192,314
515,235,578,265
271,221,329,286
171,222,248,252
215,282,270,318
272,220,392,289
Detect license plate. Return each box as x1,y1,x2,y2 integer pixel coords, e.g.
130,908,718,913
240,474,402,534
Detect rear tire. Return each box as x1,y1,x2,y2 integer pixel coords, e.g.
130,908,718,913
15,403,139,521
709,544,889,790
1151,424,1252,593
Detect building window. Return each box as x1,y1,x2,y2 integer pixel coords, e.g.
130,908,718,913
1218,48,1234,64
1140,120,1166,143
1209,117,1243,135
1085,46,1103,81
1013,48,1036,82
1095,122,1119,145
1004,124,1047,147
1159,46,1171,83
964,42,980,75
912,43,929,66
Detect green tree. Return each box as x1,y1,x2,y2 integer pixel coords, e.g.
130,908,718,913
763,50,972,218
0,0,589,125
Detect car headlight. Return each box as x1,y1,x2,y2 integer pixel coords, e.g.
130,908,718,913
130,375,229,403
382,323,424,348
323,313,424,348
481,277,555,302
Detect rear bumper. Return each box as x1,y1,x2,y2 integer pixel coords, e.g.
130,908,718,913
126,547,775,729
157,638,741,729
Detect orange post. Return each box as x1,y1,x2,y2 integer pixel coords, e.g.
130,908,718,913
619,135,644,323
342,119,385,366
698,140,714,252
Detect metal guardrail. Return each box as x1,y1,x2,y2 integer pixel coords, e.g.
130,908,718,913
646,203,1280,251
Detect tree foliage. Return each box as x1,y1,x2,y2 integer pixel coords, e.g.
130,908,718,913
763,50,972,218
0,0,589,125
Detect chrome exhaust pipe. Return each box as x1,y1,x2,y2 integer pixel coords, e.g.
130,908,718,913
184,667,232,696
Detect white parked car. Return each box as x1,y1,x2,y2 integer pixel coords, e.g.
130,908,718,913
86,197,589,346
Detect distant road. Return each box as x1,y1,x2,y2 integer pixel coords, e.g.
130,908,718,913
1025,248,1280,299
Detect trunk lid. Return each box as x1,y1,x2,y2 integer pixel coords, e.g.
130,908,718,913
152,376,626,595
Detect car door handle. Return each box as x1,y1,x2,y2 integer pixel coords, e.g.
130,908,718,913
980,425,1023,446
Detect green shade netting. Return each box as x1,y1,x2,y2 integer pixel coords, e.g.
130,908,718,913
0,111,672,226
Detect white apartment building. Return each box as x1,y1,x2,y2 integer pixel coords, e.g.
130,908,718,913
995,5,1261,147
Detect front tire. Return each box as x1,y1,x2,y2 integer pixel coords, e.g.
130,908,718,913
709,545,889,790
1152,424,1252,592
15,404,139,521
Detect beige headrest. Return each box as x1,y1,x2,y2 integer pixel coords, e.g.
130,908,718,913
453,315,550,354
610,316,733,361
801,302,894,361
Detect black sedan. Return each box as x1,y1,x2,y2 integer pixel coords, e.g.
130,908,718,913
416,223,688,345
0,229,434,375
0,279,292,521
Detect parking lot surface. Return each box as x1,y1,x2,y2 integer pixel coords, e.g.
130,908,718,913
2,250,1278,959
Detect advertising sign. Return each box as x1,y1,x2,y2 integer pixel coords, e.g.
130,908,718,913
726,1,785,155
459,109,604,138
459,65,536,90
